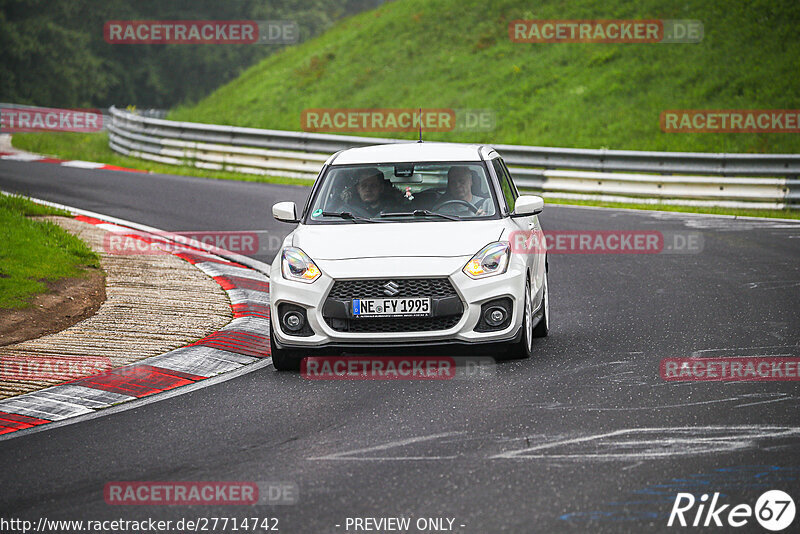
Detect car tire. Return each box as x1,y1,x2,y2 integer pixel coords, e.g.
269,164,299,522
500,278,534,360
269,319,303,371
531,270,549,338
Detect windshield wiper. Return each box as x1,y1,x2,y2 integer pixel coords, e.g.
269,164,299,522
379,210,460,221
321,211,374,223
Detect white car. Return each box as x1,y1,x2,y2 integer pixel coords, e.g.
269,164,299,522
268,142,549,370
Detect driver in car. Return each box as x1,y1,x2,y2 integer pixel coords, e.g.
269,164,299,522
341,167,404,216
438,166,492,215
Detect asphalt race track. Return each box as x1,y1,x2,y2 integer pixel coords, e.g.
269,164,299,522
1,161,799,533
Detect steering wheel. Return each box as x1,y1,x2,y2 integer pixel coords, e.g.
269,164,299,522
432,199,479,214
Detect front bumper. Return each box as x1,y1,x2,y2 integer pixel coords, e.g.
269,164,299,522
269,256,528,349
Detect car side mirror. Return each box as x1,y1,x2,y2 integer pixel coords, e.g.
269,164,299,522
511,195,544,217
273,201,299,223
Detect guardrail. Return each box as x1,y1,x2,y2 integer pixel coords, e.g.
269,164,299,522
108,106,800,209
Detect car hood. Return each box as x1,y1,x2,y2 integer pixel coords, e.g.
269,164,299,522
292,220,505,260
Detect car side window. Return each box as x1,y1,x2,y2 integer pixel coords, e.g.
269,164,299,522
491,158,517,213
500,159,520,198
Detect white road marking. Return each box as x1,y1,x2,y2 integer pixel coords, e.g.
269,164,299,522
0,394,95,421
1,153,44,161
227,288,270,305
621,461,644,471
60,160,106,169
735,396,793,409
221,316,271,335
304,426,800,462
195,261,270,282
490,426,800,460
146,346,259,377
744,280,800,290
307,432,465,461
521,396,782,411
690,344,799,358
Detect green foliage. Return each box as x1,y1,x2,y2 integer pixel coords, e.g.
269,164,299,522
0,194,100,309
0,193,69,216
171,0,800,153
0,0,386,108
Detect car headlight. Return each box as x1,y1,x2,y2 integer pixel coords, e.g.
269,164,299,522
281,247,321,283
463,242,510,279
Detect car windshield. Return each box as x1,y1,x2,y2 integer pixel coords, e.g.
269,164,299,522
306,162,498,223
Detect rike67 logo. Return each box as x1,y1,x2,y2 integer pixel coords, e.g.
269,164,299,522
668,490,795,531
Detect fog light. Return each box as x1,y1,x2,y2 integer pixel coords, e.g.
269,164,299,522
283,312,304,332
485,307,506,327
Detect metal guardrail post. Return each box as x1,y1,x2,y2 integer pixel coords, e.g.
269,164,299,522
107,106,800,208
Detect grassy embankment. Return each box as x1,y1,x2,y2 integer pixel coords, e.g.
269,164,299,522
13,0,800,217
0,195,100,309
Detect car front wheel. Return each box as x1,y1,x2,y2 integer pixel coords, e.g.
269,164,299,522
269,319,304,371
501,278,534,360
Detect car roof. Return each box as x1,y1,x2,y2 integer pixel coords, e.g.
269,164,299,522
328,142,498,165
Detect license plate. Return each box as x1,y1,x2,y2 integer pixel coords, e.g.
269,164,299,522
352,297,431,317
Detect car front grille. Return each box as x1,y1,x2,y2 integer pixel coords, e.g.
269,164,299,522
324,315,461,333
324,277,461,333
327,278,457,299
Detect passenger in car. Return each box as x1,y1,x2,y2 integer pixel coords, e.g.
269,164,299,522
438,166,492,215
342,167,405,216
